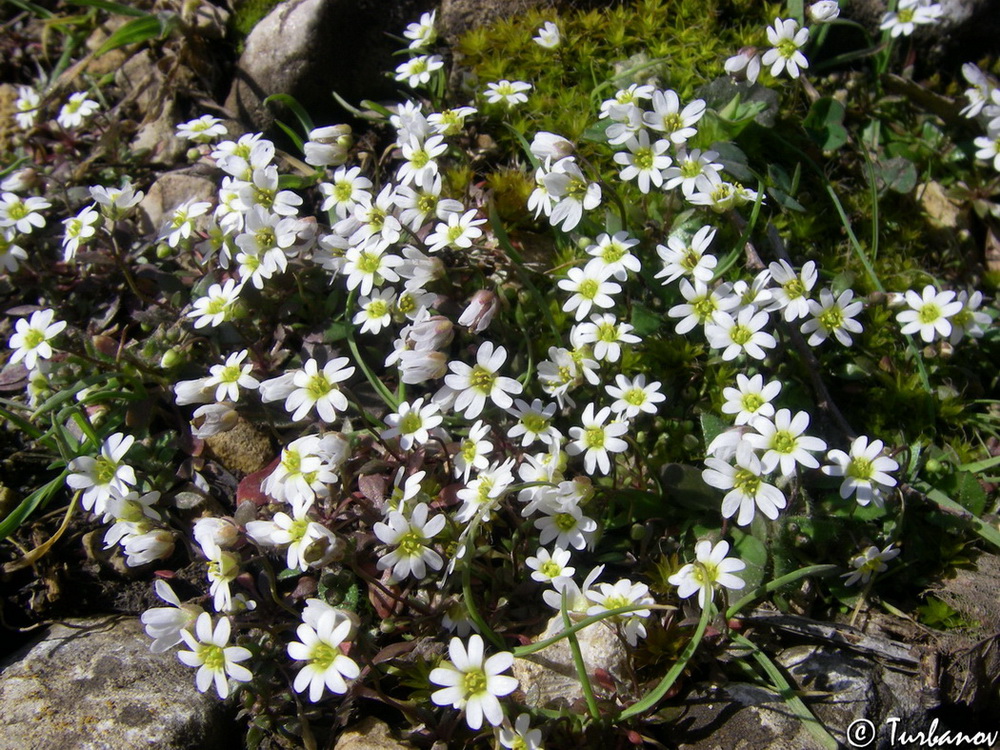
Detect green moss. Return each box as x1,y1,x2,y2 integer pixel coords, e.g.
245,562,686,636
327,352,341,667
229,0,286,52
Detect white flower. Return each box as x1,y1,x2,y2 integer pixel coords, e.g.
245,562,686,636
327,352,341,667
585,579,654,646
57,92,99,129
571,313,640,363
484,80,532,108
746,409,827,477
61,204,100,262
205,349,259,402
808,1,841,23
705,306,776,361
245,507,342,571
429,635,518,730
614,130,672,194
203,542,241,612
285,357,354,423
530,131,574,161
0,192,50,234
426,209,486,253
162,199,212,248
382,397,443,450
260,434,344,512
801,288,865,346
304,124,351,168
526,546,575,583
427,105,476,136
177,613,252,698
823,436,899,507
373,502,446,581
543,157,601,232
687,180,760,212
187,279,242,329
66,432,136,516
585,231,641,281
141,580,204,653
353,288,397,335
90,181,144,220
761,18,810,79
667,279,738,334
0,228,28,273
319,166,372,219
725,48,762,85
14,86,40,130
533,21,561,48
605,373,666,419
176,115,228,143
655,225,718,285
896,285,963,343
287,613,360,701
668,540,746,607
721,373,781,425
507,398,561,447
769,260,817,321
880,0,942,38
397,134,447,186
703,442,787,526
442,341,522,419
8,308,66,371
454,420,493,482
960,63,993,119
500,714,543,750
394,54,444,88
949,290,991,344
343,242,403,295
558,261,621,321
974,125,1000,172
567,403,629,475
643,89,706,145
842,544,900,586
455,458,516,524
403,10,437,48
534,504,597,551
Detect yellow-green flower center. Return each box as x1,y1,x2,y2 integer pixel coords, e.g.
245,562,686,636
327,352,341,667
661,113,684,132
94,455,117,485
584,426,605,449
577,278,599,300
847,456,874,481
398,410,423,435
469,365,495,394
521,413,549,434
367,299,389,319
397,530,424,557
633,148,654,171
462,668,487,695
554,512,577,531
624,388,646,406
680,160,702,178
309,641,342,670
540,559,562,578
730,324,753,346
201,643,227,672
741,393,764,413
819,306,845,331
357,251,382,274
782,278,806,300
772,430,797,454
918,303,941,324
306,373,334,400
733,467,761,497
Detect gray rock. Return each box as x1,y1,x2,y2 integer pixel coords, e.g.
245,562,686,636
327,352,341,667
137,169,218,237
676,644,934,750
225,0,431,133
0,617,235,750
333,716,414,749
512,613,628,710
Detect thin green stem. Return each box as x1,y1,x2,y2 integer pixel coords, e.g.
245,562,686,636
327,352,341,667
562,591,601,721
461,557,505,650
726,564,839,620
616,597,713,720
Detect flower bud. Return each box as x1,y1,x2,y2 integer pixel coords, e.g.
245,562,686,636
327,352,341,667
457,290,499,333
191,402,239,438
407,314,454,350
530,131,575,161
808,1,841,23
160,348,186,370
304,125,353,167
398,350,448,384
303,524,346,567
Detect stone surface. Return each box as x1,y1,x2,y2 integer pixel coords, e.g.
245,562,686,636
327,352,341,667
512,613,628,709
203,415,274,477
137,169,219,237
0,617,235,750
332,716,414,749
676,644,933,750
225,0,431,133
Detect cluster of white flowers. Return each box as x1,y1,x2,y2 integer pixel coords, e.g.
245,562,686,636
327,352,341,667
879,0,943,38
962,64,1000,175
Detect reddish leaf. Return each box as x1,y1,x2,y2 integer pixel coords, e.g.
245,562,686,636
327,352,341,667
237,458,279,506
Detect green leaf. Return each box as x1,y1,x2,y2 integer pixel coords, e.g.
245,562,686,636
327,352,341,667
937,471,987,516
0,472,68,541
731,527,767,592
699,412,728,448
64,0,149,16
95,14,177,56
876,156,917,194
263,93,315,138
629,302,661,336
803,97,848,151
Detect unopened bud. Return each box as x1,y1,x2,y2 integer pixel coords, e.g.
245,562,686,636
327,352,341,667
457,290,499,333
